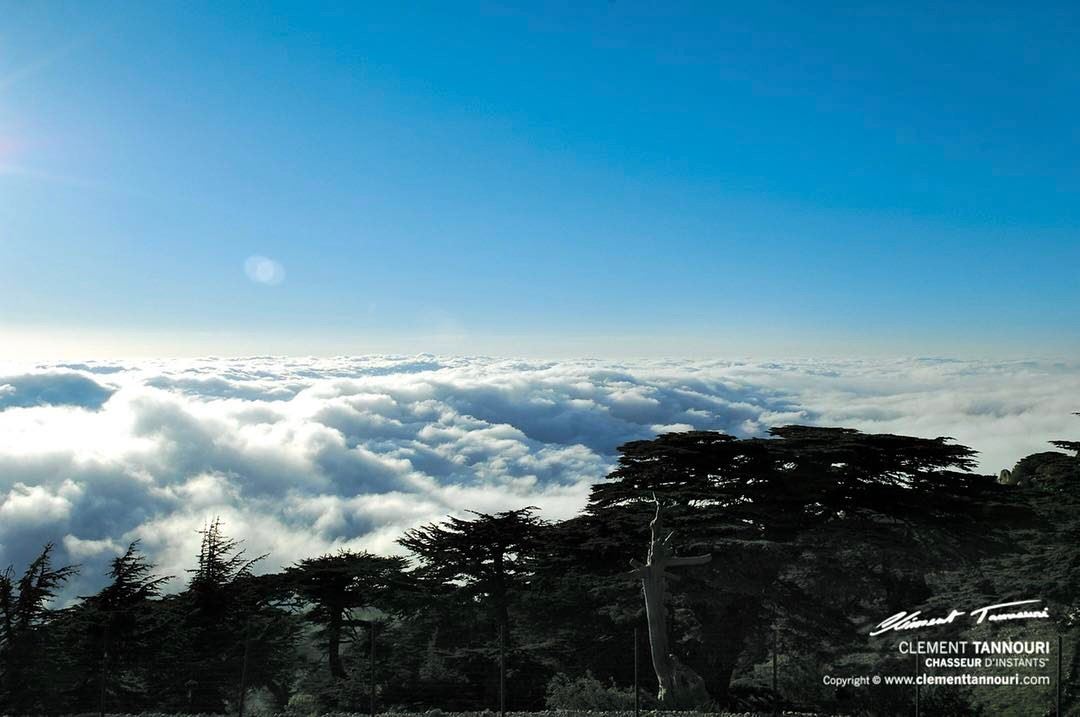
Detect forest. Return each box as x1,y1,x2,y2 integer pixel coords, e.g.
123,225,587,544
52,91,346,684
1,423,1078,717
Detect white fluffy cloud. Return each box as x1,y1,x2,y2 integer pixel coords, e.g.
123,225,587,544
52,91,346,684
0,355,1076,597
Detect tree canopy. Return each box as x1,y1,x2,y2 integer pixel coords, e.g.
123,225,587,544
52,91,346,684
0,424,1075,716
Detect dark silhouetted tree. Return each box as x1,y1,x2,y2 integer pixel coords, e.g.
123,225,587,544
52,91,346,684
400,508,545,645
581,427,1003,709
400,508,546,708
285,550,411,680
164,518,265,712
0,543,78,713
60,541,171,713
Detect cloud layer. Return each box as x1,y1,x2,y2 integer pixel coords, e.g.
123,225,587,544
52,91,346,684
1,355,1077,598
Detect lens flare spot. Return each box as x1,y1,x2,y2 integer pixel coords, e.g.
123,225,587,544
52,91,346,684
244,255,285,286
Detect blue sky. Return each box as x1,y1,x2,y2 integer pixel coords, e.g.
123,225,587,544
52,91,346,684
2,1,1078,358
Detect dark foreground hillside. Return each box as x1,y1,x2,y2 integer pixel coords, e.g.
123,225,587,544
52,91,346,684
2,425,1078,717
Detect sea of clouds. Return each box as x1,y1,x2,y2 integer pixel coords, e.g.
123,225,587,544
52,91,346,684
1,355,1077,597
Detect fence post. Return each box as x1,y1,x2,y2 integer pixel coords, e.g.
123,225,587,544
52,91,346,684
238,618,252,717
634,626,640,717
499,624,506,717
1058,633,1063,717
914,650,920,717
772,626,778,717
370,621,377,717
99,617,109,717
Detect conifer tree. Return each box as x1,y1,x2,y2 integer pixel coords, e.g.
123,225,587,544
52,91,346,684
62,542,171,712
0,543,78,713
285,550,410,679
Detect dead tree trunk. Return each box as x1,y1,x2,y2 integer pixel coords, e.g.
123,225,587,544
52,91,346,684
629,497,712,708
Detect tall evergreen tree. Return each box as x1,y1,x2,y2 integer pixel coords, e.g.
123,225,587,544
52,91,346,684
400,508,546,708
579,427,1004,708
400,508,545,647
0,543,78,714
164,518,266,712
285,550,410,680
60,541,171,713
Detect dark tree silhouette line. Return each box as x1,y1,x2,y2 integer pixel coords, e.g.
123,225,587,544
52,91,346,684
1,424,1078,716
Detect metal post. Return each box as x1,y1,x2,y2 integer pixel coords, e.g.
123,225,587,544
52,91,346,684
772,626,779,717
99,618,109,717
914,651,920,717
499,624,506,717
238,619,251,717
370,621,377,717
1057,634,1063,717
634,627,640,717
